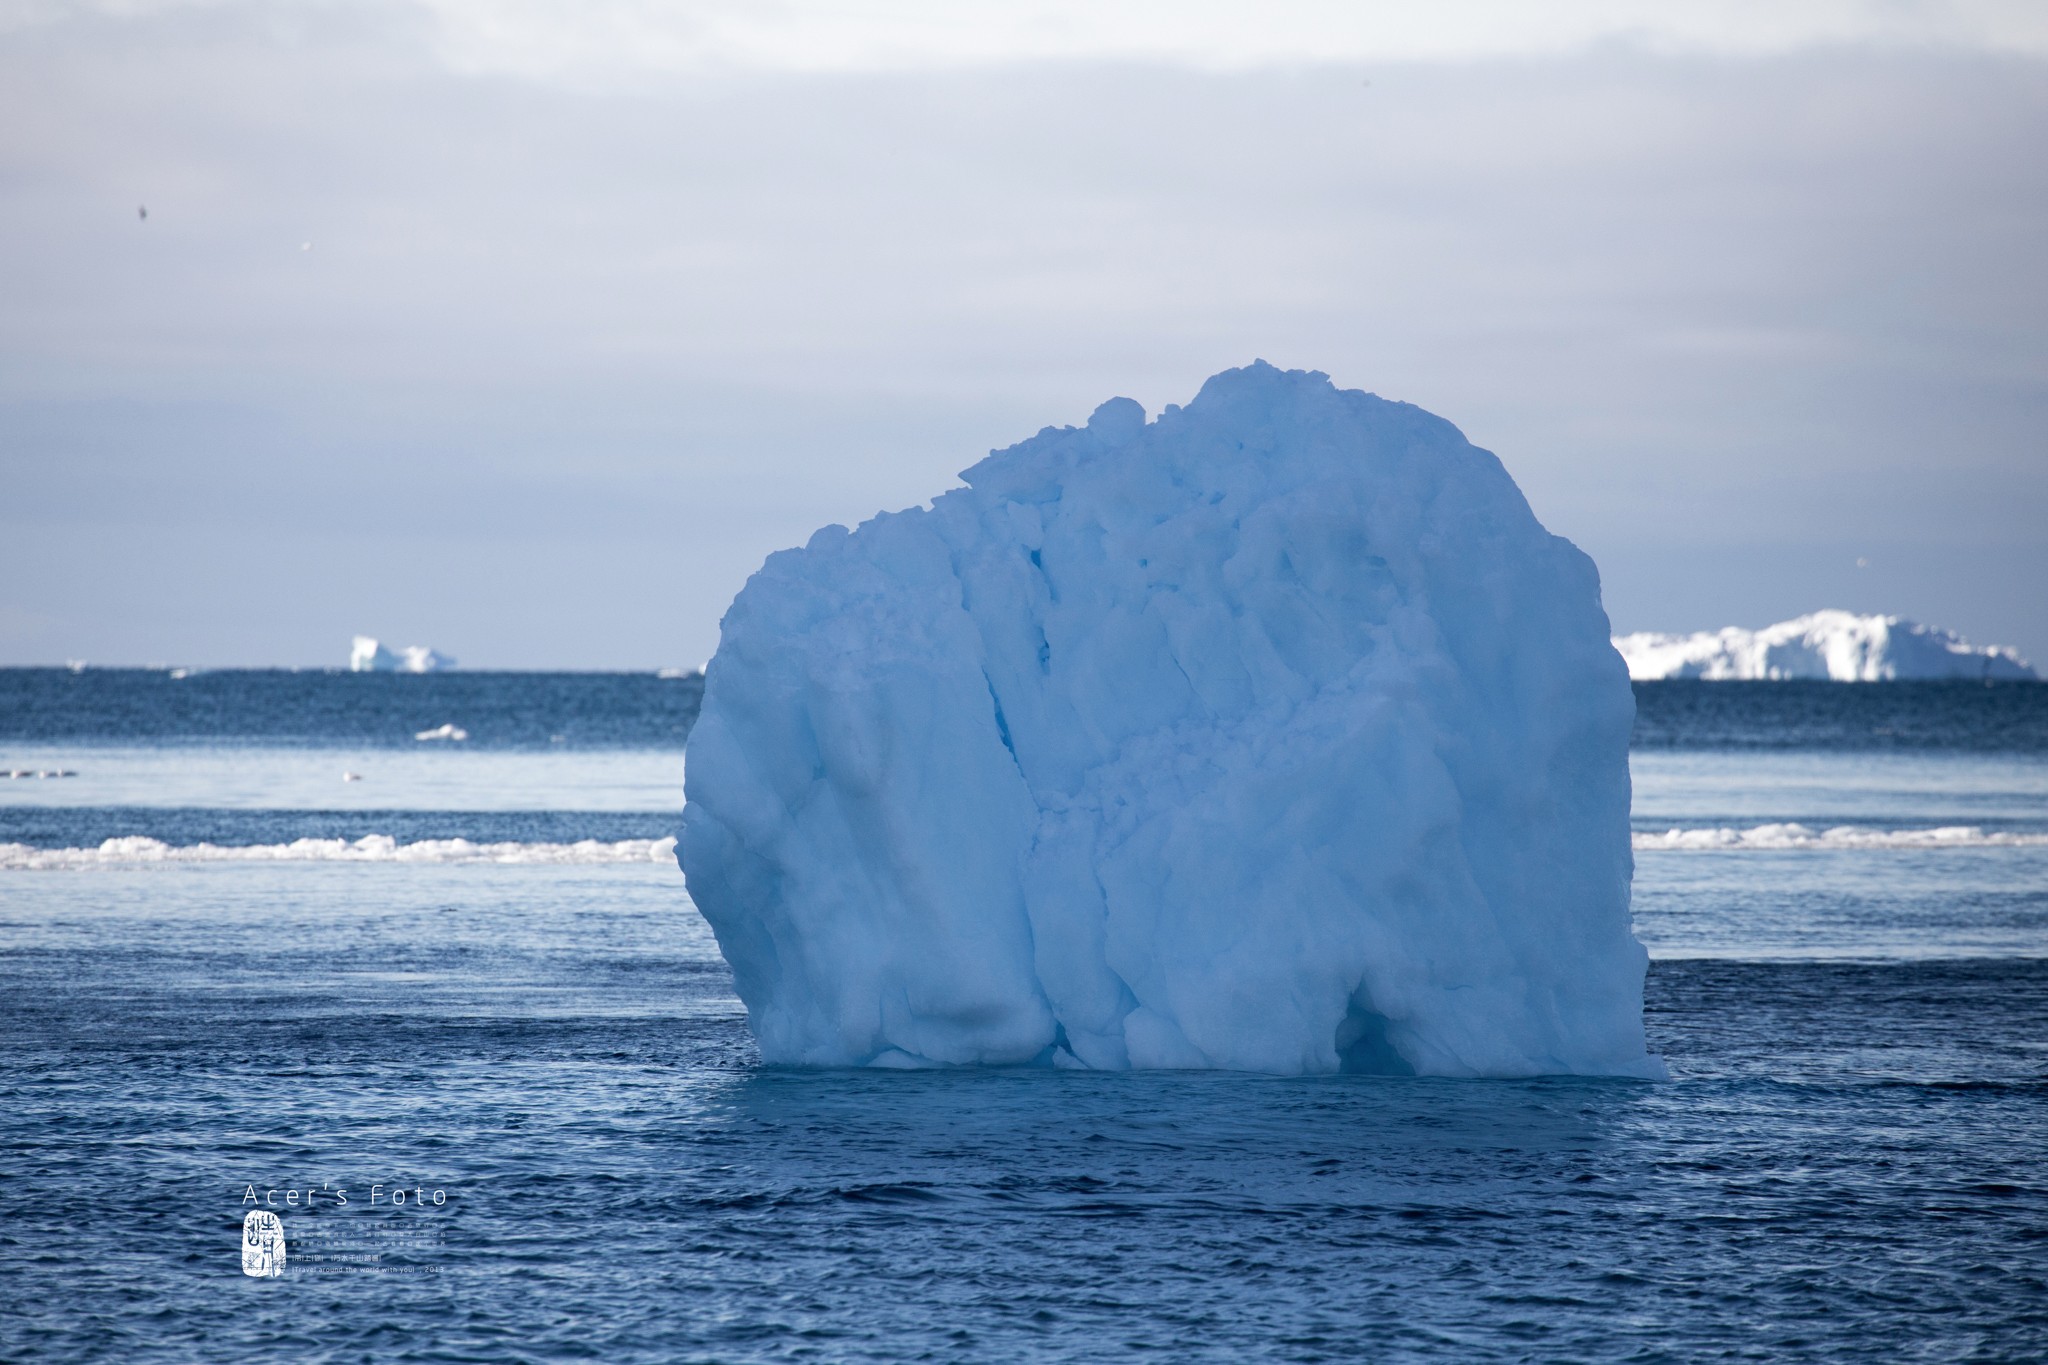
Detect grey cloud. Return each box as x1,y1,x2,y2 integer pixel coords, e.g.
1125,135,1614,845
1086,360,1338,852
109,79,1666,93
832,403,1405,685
2,5,2043,666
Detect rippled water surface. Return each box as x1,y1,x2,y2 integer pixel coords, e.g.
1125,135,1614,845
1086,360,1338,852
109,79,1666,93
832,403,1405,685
2,674,2045,1362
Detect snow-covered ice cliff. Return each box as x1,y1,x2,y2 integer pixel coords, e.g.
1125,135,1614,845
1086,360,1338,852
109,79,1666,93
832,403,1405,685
681,362,1661,1078
1614,611,2036,681
350,637,456,673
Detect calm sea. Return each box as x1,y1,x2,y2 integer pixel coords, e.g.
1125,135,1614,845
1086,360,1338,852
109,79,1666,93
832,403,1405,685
2,670,2044,1362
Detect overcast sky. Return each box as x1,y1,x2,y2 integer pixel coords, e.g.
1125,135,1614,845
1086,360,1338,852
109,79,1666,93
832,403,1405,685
3,1,2044,669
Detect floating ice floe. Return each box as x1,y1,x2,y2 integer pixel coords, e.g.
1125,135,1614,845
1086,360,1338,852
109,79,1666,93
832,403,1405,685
683,362,1662,1078
1614,611,2035,681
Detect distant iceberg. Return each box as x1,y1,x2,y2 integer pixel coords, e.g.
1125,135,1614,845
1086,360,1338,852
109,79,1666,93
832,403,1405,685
1614,611,2036,681
350,636,456,673
399,645,454,672
682,362,1661,1078
350,636,396,671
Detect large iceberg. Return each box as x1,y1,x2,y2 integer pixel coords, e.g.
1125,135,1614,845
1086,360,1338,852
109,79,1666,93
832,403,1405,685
682,362,1661,1078
1615,611,2036,681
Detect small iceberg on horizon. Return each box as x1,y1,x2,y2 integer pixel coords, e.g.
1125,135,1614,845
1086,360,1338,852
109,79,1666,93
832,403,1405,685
1614,610,2036,681
351,636,456,673
682,362,1662,1079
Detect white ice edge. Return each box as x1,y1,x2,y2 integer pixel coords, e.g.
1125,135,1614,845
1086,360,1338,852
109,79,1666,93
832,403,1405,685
0,835,679,869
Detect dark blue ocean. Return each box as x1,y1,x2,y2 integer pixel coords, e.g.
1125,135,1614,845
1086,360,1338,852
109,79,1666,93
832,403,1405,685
3,671,2045,1362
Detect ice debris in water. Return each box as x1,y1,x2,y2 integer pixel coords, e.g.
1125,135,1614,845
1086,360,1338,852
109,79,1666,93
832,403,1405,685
681,362,1663,1078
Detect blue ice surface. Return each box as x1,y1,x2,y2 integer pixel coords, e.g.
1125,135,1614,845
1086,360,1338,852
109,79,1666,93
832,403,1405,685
685,363,1656,1077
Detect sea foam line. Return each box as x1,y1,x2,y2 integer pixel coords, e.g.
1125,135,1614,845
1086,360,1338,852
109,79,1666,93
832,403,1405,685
1633,823,2048,851
0,835,679,870
5,826,2037,869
